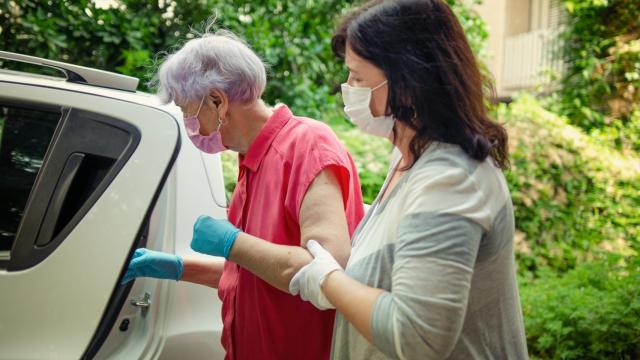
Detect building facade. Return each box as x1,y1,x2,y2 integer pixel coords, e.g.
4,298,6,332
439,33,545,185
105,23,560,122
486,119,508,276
474,0,565,99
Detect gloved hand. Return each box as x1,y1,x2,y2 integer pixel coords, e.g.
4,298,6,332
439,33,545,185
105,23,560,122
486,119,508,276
190,215,241,258
289,240,343,310
121,248,183,284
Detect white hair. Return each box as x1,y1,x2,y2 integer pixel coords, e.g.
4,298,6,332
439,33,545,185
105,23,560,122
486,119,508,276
154,29,267,105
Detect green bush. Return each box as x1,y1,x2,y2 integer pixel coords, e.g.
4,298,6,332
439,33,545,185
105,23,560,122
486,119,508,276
1,0,489,120
325,110,393,204
0,0,167,81
221,151,239,199
588,109,640,156
0,0,351,117
520,255,640,359
555,0,640,152
499,95,640,274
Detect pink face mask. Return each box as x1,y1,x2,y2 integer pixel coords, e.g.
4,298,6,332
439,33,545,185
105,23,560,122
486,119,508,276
183,96,227,154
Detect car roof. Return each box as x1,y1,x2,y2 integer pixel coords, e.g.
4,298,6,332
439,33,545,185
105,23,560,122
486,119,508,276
0,68,181,118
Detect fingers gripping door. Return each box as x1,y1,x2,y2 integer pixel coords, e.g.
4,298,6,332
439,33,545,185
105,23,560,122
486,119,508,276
0,83,179,360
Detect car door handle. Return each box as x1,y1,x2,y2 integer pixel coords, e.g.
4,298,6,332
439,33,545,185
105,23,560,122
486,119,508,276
130,292,151,316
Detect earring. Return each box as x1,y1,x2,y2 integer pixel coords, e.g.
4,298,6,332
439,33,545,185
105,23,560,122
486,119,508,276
411,106,418,121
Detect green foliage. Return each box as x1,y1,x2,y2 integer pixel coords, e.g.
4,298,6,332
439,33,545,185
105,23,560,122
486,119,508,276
221,151,239,198
0,0,165,80
198,0,354,119
520,254,640,359
1,0,489,120
556,0,640,151
325,110,393,204
588,108,640,155
0,0,351,118
500,95,640,274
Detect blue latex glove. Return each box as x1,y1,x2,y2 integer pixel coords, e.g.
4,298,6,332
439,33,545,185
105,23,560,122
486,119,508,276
121,248,183,284
190,215,241,258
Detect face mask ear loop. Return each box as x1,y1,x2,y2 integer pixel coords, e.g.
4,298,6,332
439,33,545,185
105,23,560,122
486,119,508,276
193,95,206,118
204,95,226,132
372,80,388,92
214,107,228,132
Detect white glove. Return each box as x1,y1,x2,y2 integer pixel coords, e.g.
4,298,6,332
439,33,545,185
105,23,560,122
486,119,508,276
289,240,343,310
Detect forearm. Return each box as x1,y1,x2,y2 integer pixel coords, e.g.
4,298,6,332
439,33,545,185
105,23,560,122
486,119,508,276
180,256,225,288
321,270,384,343
228,232,313,292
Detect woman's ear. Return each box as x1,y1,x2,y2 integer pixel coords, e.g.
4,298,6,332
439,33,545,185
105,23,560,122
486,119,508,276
208,89,229,119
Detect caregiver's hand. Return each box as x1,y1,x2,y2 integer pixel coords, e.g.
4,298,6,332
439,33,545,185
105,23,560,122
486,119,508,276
121,248,183,284
289,240,343,310
190,215,241,258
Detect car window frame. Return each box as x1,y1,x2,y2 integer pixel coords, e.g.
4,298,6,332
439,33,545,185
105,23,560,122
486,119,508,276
0,99,69,264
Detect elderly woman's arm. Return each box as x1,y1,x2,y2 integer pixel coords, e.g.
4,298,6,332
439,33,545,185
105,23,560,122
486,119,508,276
180,256,225,288
226,167,351,292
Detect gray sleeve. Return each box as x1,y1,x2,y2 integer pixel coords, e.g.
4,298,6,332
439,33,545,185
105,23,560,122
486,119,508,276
370,212,483,359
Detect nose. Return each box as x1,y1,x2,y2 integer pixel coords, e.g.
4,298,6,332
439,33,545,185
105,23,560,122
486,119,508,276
346,74,356,86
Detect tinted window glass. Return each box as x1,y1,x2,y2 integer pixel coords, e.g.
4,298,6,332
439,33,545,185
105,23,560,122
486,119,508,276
0,104,61,252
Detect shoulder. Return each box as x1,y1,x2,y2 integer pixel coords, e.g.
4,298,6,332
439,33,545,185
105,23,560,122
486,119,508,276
284,114,341,143
412,143,506,193
407,143,476,186
404,142,510,230
274,112,346,157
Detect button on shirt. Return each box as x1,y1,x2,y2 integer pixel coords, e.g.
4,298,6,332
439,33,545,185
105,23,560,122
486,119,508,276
217,105,365,360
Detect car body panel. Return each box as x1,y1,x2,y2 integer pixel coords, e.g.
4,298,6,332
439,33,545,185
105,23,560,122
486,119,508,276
0,69,225,359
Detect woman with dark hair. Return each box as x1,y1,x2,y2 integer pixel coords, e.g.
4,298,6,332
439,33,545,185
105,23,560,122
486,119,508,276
289,0,529,358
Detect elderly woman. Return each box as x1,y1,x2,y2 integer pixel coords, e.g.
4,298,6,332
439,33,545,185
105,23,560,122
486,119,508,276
123,30,364,360
289,0,529,359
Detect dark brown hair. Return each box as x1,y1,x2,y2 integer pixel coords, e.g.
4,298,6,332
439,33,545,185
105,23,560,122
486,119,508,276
332,0,509,170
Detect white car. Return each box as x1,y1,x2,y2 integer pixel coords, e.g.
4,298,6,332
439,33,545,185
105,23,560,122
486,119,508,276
0,51,226,359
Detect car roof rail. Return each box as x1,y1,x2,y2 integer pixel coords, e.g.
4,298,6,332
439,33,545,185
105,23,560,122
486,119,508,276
0,51,139,92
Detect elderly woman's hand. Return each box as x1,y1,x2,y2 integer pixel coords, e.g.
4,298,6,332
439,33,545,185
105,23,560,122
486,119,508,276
121,248,183,284
190,215,241,258
289,240,343,310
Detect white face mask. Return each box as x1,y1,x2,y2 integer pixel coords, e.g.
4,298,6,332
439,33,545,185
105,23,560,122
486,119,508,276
341,80,395,138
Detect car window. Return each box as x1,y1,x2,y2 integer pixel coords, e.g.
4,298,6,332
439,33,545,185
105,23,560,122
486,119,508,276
0,104,62,253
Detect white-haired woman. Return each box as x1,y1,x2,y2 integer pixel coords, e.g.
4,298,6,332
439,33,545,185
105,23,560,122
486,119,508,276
123,30,365,360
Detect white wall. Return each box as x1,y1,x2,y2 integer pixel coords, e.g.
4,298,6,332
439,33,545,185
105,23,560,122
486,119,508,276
474,0,533,97
473,0,507,97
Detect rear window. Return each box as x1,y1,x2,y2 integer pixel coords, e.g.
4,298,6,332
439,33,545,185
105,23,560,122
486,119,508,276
0,104,62,253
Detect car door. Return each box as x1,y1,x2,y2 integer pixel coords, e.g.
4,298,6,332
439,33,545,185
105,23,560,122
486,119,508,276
93,170,180,360
0,80,180,359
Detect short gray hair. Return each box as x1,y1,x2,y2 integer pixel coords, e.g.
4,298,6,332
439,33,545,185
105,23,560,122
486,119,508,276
155,29,267,105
